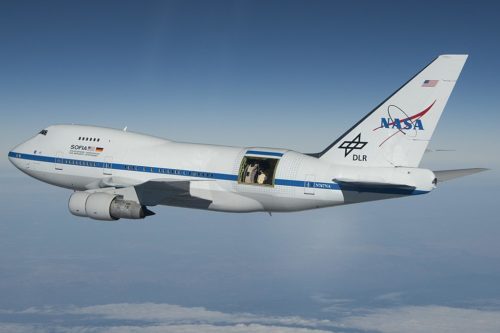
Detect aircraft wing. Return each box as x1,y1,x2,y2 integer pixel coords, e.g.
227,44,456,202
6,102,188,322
97,176,143,188
133,179,212,209
92,177,213,209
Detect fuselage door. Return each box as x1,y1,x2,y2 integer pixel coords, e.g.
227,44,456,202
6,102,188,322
103,156,113,175
55,152,63,171
304,174,315,195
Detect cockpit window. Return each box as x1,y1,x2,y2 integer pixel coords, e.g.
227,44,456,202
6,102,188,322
39,129,48,136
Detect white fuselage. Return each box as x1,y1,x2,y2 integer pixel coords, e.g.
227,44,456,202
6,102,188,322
8,125,435,213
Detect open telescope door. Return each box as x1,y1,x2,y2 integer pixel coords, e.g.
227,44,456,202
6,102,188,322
238,154,280,187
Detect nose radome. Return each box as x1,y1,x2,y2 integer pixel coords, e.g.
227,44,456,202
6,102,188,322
8,151,15,164
8,150,21,170
8,141,29,169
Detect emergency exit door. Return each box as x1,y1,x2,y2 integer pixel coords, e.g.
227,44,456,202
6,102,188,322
55,152,63,170
103,156,113,175
304,174,315,195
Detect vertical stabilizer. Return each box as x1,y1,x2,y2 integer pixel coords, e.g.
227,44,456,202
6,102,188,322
317,55,468,167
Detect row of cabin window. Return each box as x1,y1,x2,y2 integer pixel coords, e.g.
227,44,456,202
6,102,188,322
57,159,214,178
124,165,213,177
78,137,100,142
61,159,97,167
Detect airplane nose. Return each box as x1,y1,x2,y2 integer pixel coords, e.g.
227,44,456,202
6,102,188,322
8,149,21,169
8,151,14,164
8,151,20,170
8,142,27,170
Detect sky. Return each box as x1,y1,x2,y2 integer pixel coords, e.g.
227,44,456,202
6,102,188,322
0,1,499,332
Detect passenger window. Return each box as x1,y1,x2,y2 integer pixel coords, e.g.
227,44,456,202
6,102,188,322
238,156,279,186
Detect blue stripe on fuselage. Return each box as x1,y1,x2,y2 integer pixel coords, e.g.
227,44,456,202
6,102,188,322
245,150,284,157
8,151,428,195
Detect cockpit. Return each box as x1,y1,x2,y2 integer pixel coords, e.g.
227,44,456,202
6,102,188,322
39,129,48,136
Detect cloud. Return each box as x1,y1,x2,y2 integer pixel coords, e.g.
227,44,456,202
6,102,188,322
1,303,336,333
340,305,500,333
374,292,404,302
68,303,237,322
0,323,38,333
4,303,334,329
0,323,333,333
3,303,500,333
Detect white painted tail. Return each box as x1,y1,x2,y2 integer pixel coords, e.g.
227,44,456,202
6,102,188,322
317,55,468,167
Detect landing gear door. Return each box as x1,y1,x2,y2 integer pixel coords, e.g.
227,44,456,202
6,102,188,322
304,174,315,195
103,156,113,175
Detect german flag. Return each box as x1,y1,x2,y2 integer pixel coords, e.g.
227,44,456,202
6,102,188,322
96,147,104,152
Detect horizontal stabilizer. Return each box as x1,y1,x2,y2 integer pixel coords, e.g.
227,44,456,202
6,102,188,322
434,168,488,182
334,179,416,194
425,148,456,153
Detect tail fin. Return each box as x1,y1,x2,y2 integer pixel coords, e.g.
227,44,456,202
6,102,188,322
317,55,468,167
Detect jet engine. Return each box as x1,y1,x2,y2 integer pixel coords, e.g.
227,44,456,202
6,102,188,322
68,191,154,221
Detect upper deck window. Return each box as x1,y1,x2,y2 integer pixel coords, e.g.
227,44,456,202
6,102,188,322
39,129,48,136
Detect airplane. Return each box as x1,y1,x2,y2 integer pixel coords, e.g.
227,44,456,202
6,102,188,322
8,54,486,221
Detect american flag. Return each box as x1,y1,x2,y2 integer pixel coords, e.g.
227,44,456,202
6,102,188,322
422,79,438,87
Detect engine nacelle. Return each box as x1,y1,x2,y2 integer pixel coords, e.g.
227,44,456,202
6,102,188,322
110,198,149,220
85,192,118,220
68,191,90,217
68,191,153,221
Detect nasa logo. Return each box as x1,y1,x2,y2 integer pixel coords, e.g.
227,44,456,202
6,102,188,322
380,118,424,130
373,101,436,147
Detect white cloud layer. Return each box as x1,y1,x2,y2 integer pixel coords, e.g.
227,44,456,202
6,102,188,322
2,303,500,333
0,323,332,333
341,305,500,333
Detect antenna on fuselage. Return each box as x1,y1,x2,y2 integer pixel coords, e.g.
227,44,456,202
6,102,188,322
123,126,128,132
